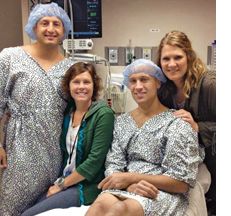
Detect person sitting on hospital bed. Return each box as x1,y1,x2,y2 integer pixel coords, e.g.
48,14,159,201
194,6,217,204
35,59,210,216
85,58,204,216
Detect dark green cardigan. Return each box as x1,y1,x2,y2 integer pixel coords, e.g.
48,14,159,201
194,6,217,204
60,100,114,205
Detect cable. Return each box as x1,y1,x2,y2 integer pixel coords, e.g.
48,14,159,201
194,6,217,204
65,0,111,102
68,0,74,60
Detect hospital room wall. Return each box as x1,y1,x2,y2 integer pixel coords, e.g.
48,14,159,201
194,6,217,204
0,0,216,142
4,0,215,113
92,0,215,66
0,0,23,51
2,0,216,59
90,0,216,111
19,0,215,63
19,0,216,63
0,0,23,151
1,0,215,111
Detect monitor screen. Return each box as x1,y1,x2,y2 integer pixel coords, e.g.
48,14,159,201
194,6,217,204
52,0,102,39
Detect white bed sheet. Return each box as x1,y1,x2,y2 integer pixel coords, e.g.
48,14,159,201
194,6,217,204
185,163,211,216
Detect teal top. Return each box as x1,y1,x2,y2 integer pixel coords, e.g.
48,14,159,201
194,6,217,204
60,100,115,205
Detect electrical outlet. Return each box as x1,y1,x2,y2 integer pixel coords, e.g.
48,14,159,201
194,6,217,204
142,48,152,60
108,48,118,64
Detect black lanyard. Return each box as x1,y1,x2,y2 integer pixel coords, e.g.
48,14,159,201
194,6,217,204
68,112,87,164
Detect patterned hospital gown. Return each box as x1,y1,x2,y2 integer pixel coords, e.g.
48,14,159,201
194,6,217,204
0,47,74,216
103,111,204,216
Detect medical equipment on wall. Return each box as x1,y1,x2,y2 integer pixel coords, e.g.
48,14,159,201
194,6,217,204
207,40,216,72
29,0,126,113
62,51,128,114
62,53,128,115
60,0,102,54
63,39,94,51
62,0,112,105
66,53,112,106
211,40,216,71
108,74,128,114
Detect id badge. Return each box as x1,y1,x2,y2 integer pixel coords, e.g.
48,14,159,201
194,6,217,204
64,170,72,177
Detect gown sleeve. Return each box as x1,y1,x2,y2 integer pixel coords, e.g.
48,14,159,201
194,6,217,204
0,48,11,118
105,116,129,177
161,118,203,187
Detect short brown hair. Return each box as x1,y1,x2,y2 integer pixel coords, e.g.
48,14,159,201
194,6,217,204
62,62,102,101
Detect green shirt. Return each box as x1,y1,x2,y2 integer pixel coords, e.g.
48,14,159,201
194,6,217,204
60,100,115,205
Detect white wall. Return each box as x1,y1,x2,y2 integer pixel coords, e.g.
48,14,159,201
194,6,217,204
92,0,216,64
90,0,216,111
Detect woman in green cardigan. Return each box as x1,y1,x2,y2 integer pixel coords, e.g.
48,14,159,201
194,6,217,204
22,62,115,216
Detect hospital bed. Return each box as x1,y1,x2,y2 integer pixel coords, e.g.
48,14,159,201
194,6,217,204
36,163,211,216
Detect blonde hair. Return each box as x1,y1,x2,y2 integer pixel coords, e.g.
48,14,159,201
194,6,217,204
156,30,207,97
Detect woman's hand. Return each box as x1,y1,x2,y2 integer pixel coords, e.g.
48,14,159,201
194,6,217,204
127,180,159,199
46,185,61,197
0,147,7,169
174,109,199,132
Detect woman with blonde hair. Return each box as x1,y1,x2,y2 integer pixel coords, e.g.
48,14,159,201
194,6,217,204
156,30,216,214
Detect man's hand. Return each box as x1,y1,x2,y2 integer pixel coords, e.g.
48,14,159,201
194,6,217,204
98,172,132,190
127,180,159,199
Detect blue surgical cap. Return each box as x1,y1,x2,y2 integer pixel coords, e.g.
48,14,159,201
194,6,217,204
25,2,71,40
123,58,167,87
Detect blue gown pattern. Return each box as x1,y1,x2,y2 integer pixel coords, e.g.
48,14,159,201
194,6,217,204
0,47,74,216
103,111,204,216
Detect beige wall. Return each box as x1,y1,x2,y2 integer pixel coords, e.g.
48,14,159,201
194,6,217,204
91,0,216,64
90,0,216,111
0,0,216,112
0,0,23,146
0,0,23,50
20,0,216,63
16,0,216,110
19,0,216,112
